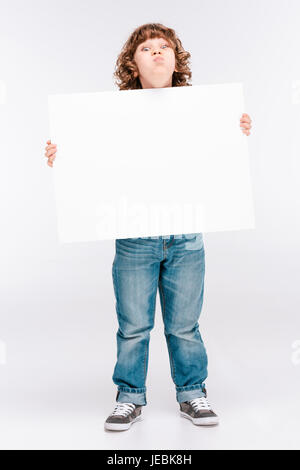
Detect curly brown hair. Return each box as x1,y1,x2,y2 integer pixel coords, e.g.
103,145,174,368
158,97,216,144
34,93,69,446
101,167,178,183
113,23,192,90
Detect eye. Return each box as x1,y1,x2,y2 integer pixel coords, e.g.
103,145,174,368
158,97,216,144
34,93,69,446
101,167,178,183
142,44,169,51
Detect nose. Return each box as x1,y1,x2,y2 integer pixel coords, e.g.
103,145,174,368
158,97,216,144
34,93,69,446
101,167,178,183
152,50,161,56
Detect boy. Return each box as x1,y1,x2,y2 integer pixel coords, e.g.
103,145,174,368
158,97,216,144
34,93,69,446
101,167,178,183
45,23,252,431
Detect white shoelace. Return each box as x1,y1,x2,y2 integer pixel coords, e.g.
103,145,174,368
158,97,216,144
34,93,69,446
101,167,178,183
111,402,136,417
188,397,212,411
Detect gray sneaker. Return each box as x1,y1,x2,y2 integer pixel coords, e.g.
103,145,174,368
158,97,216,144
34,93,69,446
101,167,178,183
104,402,143,431
180,396,219,426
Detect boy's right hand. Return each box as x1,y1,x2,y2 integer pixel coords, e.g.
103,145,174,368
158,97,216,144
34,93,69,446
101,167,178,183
45,139,57,167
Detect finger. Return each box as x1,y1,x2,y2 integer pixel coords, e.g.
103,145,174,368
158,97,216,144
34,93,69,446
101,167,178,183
45,148,57,157
45,144,57,151
45,151,55,158
45,148,56,156
45,153,56,161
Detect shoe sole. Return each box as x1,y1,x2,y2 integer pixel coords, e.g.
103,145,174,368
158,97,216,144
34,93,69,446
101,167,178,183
104,414,143,431
180,411,219,426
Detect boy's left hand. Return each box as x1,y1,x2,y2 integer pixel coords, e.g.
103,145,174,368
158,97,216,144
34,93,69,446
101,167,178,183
240,113,252,136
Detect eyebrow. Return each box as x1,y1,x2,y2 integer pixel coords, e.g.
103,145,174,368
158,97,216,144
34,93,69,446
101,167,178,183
140,39,170,47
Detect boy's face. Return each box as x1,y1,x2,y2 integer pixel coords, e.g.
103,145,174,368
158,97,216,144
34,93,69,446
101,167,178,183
133,36,177,89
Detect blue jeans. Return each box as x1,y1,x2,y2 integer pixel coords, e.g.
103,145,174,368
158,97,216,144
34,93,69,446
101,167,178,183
111,233,208,406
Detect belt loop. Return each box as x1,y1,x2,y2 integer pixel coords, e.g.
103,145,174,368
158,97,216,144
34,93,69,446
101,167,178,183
166,235,175,248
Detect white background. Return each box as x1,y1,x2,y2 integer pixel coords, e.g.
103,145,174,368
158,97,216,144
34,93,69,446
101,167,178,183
0,0,300,450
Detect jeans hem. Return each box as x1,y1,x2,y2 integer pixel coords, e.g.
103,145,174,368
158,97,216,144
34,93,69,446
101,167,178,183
116,388,147,406
176,383,206,403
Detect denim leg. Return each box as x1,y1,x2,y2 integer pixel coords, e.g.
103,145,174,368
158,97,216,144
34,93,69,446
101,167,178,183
158,234,208,403
112,237,161,406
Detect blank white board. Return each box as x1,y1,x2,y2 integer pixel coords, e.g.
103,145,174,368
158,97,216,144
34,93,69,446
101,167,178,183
48,83,255,243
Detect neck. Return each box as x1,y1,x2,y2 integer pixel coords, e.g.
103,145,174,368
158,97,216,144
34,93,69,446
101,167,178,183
139,76,173,89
